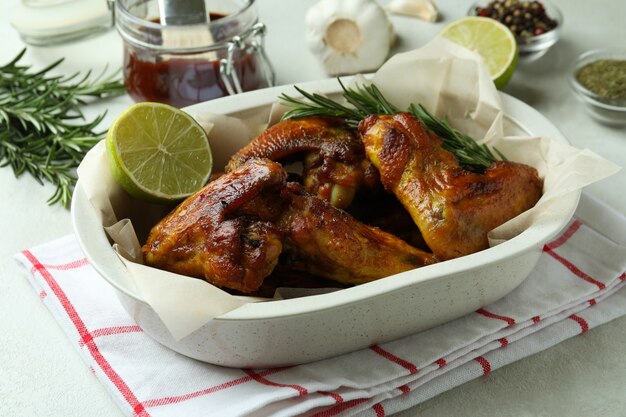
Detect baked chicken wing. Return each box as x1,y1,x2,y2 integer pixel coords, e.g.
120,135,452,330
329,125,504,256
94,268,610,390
226,117,378,209
142,158,287,293
278,182,438,285
359,113,543,260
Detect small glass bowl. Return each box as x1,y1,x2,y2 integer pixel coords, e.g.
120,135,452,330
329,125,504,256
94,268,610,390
468,0,563,62
569,49,626,126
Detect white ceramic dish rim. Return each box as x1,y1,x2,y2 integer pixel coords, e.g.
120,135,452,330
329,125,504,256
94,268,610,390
72,77,580,322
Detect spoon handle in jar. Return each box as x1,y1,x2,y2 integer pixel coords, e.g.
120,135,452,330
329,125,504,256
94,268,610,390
157,0,209,25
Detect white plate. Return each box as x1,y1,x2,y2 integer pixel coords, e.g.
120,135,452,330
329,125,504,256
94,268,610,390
72,78,580,367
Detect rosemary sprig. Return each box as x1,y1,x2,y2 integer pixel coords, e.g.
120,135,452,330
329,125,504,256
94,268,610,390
408,103,507,169
0,49,125,206
279,79,505,170
280,83,364,123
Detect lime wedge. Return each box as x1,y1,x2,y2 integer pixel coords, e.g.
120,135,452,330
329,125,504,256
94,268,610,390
439,16,518,89
106,102,213,203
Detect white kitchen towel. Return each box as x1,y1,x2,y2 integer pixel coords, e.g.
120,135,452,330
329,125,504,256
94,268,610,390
15,193,626,417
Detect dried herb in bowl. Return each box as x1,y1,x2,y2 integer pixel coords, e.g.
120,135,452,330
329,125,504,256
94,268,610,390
575,59,626,104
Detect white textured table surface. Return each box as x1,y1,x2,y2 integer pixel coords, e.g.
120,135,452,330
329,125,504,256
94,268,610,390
1,1,625,416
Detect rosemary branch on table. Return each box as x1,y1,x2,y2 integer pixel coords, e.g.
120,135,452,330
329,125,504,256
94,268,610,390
279,79,505,171
0,49,125,207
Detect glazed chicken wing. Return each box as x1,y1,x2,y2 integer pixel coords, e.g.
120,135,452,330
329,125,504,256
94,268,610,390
143,159,287,293
278,182,438,285
226,117,379,209
359,113,543,260
143,157,437,293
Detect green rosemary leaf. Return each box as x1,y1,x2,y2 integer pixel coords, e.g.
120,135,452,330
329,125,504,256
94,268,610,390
0,48,125,207
408,103,505,170
280,79,505,170
279,85,363,127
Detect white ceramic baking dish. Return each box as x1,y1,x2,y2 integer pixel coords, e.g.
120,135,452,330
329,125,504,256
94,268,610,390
71,78,580,368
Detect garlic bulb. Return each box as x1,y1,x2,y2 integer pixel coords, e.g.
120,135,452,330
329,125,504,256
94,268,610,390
386,0,439,22
305,0,395,76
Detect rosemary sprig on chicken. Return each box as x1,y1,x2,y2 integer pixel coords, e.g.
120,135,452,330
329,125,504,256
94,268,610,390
279,79,505,172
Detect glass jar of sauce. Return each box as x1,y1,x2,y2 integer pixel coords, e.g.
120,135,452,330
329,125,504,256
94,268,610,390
113,0,275,107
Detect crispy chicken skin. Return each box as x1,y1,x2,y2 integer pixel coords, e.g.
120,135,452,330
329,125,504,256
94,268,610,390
143,158,437,293
278,183,438,285
142,159,287,293
226,117,379,208
359,113,543,260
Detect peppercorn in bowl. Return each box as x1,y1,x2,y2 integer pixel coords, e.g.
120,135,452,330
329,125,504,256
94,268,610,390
469,0,562,62
570,49,626,126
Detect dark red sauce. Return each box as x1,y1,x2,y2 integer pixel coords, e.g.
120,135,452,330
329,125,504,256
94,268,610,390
123,13,268,108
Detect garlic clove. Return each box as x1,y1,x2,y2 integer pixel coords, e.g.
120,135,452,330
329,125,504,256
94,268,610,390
305,0,395,76
386,0,440,22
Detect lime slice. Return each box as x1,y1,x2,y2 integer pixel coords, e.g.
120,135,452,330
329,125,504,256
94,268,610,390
106,102,213,203
439,16,518,89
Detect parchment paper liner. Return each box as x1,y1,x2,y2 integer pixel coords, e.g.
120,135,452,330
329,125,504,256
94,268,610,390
77,38,620,341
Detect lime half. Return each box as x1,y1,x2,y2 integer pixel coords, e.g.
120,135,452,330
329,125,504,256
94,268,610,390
106,102,213,203
440,16,518,89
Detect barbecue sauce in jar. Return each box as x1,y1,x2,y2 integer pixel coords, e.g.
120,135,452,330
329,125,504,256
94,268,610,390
115,1,273,108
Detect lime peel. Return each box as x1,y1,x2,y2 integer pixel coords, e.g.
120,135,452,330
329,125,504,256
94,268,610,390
439,16,519,89
106,102,213,204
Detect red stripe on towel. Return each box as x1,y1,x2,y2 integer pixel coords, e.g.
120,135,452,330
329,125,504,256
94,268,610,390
370,345,418,374
435,358,447,368
244,369,308,396
569,314,589,334
143,368,288,408
373,403,385,417
498,338,509,347
545,220,583,250
319,391,344,403
476,308,516,327
23,250,150,417
474,356,491,376
398,384,411,394
29,258,89,278
544,247,606,290
43,258,89,270
79,325,143,346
